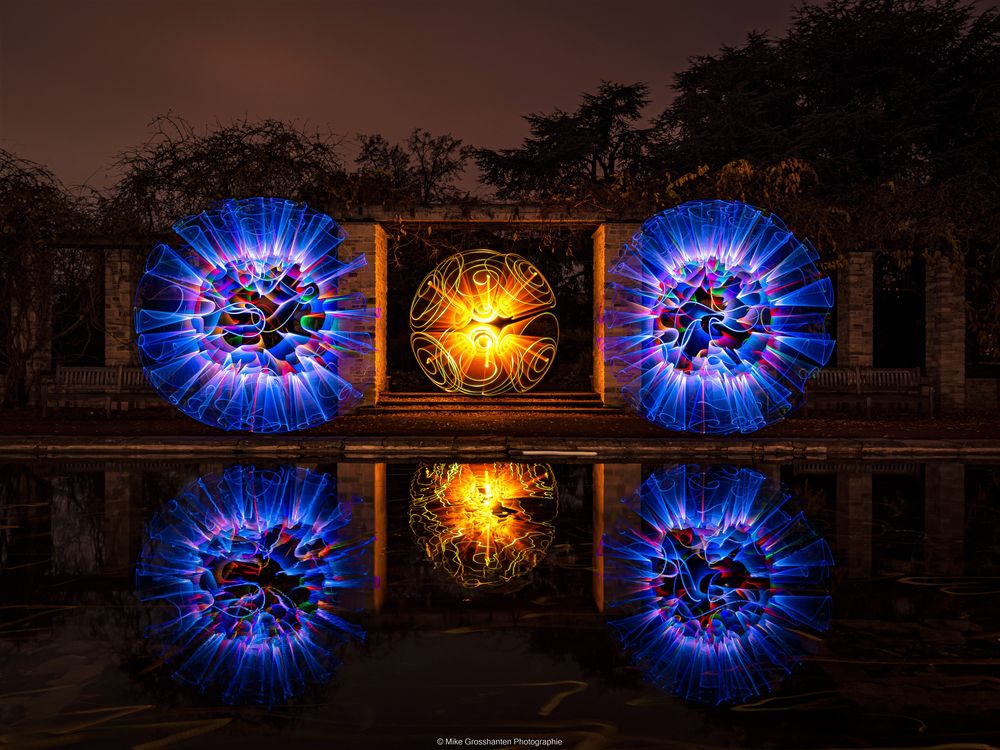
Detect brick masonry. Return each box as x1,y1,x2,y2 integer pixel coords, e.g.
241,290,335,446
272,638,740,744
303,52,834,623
338,222,387,406
594,463,642,611
836,251,874,367
105,249,142,366
836,472,872,578
924,463,964,575
336,462,386,612
103,470,142,574
592,225,606,398
596,222,642,407
925,253,966,413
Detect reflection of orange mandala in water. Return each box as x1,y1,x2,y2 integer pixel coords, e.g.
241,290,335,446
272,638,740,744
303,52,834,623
409,250,558,394
409,463,558,589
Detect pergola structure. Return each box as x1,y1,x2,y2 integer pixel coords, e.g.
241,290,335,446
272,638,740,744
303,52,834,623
87,204,974,413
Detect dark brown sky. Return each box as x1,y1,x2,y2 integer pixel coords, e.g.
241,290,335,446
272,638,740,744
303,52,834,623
0,0,801,190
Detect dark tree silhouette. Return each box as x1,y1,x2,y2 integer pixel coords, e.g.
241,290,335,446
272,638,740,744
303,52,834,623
0,150,94,406
655,0,1000,358
355,128,474,205
477,81,654,201
105,115,349,234
659,0,999,192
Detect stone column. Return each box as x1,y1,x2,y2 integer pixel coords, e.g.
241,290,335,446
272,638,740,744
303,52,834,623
595,463,643,611
592,226,606,401
924,463,964,575
338,223,387,407
105,249,142,366
836,472,872,578
373,462,386,612
836,251,874,367
925,253,966,413
338,463,386,613
104,470,141,576
596,223,642,407
592,464,604,611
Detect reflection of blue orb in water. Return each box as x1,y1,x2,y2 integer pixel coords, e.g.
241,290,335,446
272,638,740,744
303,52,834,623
134,197,374,432
606,200,835,434
136,465,371,706
604,465,833,705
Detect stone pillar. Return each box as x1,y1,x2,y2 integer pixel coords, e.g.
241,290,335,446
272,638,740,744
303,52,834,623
338,223,387,407
592,464,604,611
104,470,140,576
924,464,964,575
338,463,386,613
595,463,643,611
836,251,874,367
105,249,142,366
836,472,872,578
925,253,966,413
596,223,642,407
373,463,386,612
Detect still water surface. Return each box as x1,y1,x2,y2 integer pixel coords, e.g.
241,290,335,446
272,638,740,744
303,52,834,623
0,460,997,749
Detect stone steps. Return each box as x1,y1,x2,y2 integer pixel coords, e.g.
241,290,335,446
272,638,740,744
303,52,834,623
372,391,608,413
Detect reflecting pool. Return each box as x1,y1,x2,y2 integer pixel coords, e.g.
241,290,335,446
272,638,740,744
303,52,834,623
0,459,998,748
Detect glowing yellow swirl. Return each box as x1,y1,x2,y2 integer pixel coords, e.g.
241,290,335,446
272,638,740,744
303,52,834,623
409,250,559,394
409,463,558,589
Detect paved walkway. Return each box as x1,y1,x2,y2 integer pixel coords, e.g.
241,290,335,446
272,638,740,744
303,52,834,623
1,408,998,459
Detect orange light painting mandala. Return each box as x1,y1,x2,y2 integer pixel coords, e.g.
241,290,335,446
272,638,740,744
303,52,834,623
409,463,558,589
409,250,559,394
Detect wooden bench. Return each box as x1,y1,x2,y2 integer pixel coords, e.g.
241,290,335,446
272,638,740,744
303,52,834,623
40,366,168,418
804,367,866,416
804,366,934,418
860,367,935,418
113,366,174,414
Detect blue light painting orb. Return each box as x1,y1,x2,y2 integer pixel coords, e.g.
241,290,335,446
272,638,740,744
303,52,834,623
604,465,833,705
136,465,372,706
606,200,835,434
134,197,374,432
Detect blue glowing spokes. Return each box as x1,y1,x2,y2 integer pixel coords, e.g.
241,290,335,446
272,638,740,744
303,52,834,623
607,200,835,434
136,465,371,706
134,197,374,432
605,465,833,705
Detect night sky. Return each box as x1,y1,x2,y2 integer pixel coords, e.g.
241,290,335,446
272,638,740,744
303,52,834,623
0,0,800,190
